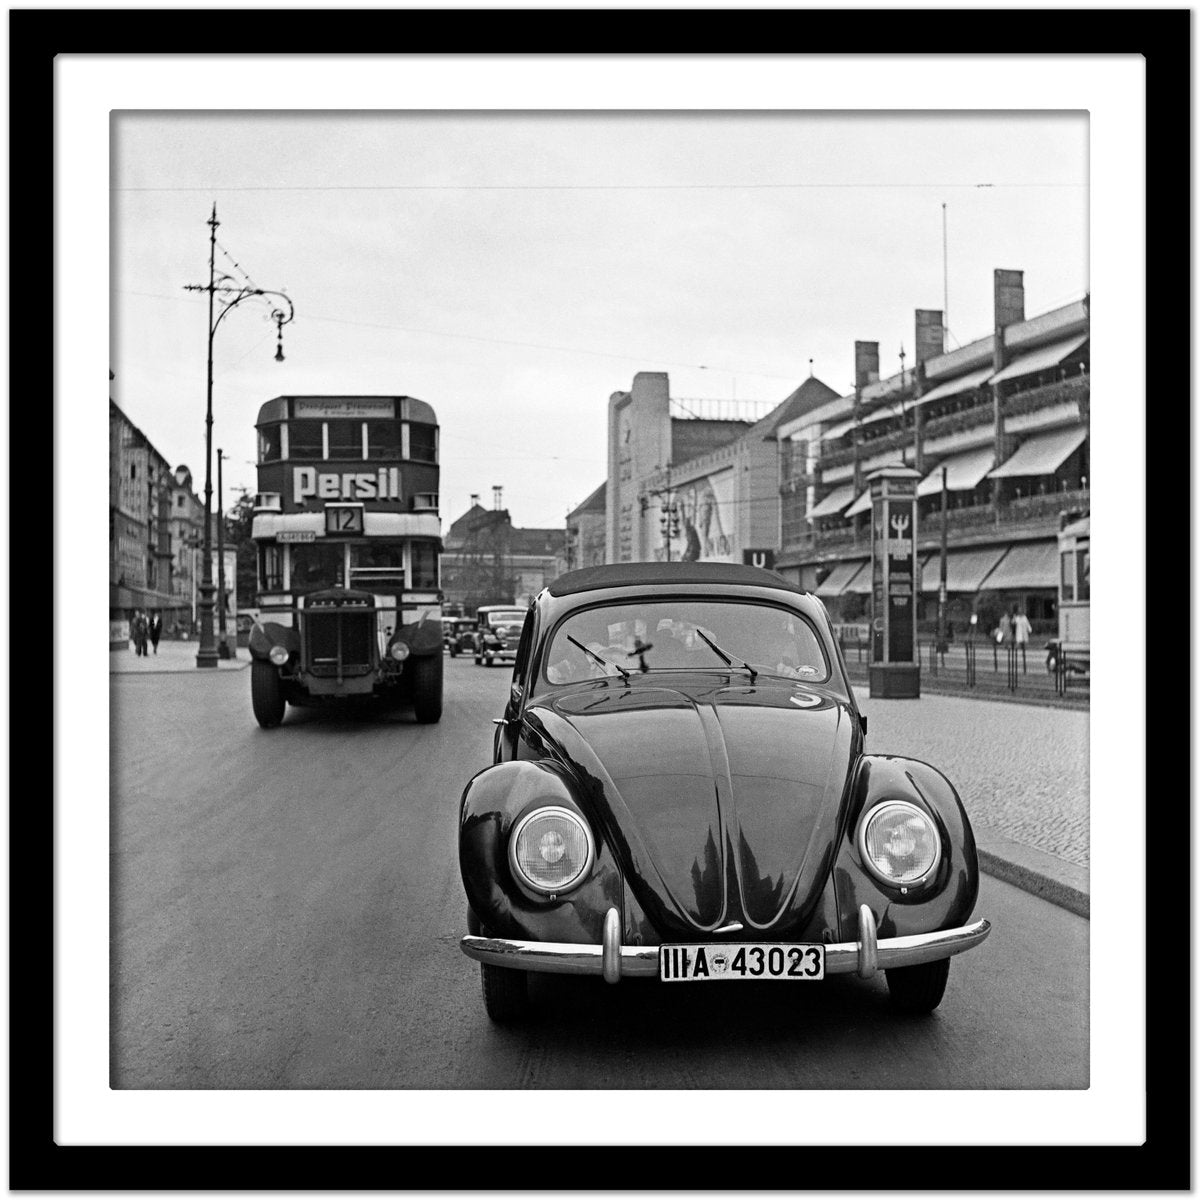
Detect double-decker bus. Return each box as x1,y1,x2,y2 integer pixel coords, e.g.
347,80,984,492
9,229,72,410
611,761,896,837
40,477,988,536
247,395,443,727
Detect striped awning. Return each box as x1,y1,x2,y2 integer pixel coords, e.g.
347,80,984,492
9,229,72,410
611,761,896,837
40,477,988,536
917,446,995,496
821,417,858,441
807,485,857,519
920,546,1010,593
988,426,1087,478
816,559,867,596
977,540,1059,590
989,333,1089,385
844,489,873,517
914,363,995,407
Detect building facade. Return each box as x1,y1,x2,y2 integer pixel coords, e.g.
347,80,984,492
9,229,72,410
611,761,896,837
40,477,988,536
109,399,189,644
440,493,566,613
605,372,839,568
776,270,1089,638
565,482,607,572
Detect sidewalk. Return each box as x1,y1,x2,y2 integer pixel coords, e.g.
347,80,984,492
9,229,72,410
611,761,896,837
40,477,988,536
853,685,1089,917
110,639,250,674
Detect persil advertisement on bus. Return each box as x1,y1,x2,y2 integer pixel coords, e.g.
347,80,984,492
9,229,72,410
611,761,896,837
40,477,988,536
254,395,439,515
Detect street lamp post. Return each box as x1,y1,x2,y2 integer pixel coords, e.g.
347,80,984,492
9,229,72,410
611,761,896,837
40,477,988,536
185,202,294,669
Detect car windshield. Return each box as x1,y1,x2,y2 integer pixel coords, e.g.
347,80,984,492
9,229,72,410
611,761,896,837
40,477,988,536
486,611,524,627
543,600,829,685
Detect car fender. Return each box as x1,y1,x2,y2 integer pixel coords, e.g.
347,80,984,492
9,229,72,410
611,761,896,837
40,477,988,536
247,621,300,663
460,759,624,944
833,754,979,941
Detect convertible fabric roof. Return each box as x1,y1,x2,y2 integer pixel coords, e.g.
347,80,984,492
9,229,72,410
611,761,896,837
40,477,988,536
547,561,807,597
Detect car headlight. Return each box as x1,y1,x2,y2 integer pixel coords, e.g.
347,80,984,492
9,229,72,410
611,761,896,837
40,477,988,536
268,644,290,666
857,800,941,887
508,806,595,895
390,641,410,661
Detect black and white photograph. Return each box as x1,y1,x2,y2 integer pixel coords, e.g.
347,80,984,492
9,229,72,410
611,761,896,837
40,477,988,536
31,23,1174,1178
108,105,1093,1092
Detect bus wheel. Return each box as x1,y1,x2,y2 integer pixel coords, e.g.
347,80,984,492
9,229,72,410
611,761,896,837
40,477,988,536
411,653,443,724
251,661,286,728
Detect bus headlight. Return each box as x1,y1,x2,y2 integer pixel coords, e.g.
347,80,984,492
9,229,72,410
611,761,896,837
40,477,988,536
390,641,410,662
268,645,290,666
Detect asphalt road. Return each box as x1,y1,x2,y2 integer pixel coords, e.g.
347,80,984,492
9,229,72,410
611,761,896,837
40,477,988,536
111,655,1088,1090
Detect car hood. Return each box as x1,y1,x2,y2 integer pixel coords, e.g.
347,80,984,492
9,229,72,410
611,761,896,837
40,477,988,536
525,676,858,936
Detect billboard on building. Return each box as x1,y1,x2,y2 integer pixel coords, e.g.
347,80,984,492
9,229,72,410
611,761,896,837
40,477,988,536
664,470,736,563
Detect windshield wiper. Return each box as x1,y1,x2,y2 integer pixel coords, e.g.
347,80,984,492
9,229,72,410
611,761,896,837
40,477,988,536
567,635,630,682
694,629,758,681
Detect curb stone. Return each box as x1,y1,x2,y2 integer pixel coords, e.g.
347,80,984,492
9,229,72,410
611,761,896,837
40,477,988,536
973,824,1089,918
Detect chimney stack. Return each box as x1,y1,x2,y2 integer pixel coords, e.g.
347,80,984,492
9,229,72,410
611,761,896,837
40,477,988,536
492,485,503,511
914,310,944,365
854,341,880,390
470,493,480,508
993,269,1025,370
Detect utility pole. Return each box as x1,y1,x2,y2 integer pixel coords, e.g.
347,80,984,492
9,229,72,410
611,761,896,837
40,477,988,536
216,448,231,658
937,465,949,658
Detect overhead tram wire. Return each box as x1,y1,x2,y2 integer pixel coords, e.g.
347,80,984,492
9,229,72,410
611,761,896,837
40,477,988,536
116,181,1085,193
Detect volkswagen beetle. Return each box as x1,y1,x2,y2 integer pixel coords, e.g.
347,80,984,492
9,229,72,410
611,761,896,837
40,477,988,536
458,562,990,1022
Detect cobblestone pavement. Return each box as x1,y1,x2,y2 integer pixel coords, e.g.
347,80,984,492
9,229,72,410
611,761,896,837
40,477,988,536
853,686,1089,868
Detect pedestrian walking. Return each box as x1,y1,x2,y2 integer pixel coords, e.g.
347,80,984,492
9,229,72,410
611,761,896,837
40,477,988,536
991,610,1010,671
1011,605,1032,673
132,610,149,657
149,611,163,655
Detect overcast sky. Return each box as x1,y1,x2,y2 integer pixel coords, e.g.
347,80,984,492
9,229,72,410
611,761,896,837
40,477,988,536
112,111,1087,528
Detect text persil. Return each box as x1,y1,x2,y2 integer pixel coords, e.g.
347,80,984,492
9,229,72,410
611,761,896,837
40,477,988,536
293,466,402,502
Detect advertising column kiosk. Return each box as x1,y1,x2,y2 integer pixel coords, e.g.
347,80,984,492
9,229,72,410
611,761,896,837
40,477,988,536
867,466,921,698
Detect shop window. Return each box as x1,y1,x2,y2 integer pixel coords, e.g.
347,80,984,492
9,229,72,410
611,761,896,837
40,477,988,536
408,422,437,464
288,419,324,460
258,423,283,463
1076,549,1089,602
327,419,363,460
410,541,439,588
366,420,402,460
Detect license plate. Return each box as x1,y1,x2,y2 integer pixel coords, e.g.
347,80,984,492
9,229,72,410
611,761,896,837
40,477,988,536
659,942,824,982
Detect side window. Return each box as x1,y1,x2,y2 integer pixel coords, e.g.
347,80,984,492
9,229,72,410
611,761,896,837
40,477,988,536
1060,550,1076,603
511,609,536,691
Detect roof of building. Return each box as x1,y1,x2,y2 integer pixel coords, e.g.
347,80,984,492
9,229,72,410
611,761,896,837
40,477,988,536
546,561,808,598
567,482,607,520
510,527,565,556
747,376,842,441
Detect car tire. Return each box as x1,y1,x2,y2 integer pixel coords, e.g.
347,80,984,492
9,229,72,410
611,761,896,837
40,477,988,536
486,657,494,668
251,661,286,729
410,653,443,724
474,655,483,666
450,646,458,658
480,961,531,1023
885,957,950,1014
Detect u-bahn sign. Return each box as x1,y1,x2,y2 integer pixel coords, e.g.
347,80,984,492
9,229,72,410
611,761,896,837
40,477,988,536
867,466,921,699
742,548,775,570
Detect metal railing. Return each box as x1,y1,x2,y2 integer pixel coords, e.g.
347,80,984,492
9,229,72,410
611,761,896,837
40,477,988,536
837,633,1087,701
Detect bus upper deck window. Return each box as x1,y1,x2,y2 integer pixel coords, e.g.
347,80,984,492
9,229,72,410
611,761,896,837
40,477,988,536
258,424,282,463
288,419,324,460
366,420,402,459
328,419,364,461
409,422,437,464
1076,548,1089,602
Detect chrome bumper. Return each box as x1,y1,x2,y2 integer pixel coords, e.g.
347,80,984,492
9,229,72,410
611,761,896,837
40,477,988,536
460,905,991,983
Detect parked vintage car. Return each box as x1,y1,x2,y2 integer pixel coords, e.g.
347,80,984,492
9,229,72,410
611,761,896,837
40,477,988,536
445,617,479,658
458,562,990,1022
473,604,527,667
